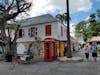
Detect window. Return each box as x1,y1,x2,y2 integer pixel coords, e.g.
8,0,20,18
61,26,63,36
28,27,38,37
18,29,24,38
45,25,51,36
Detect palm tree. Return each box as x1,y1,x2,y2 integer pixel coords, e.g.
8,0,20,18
56,14,64,24
56,0,72,58
56,13,71,25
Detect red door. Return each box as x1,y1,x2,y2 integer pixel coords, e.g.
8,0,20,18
44,38,57,62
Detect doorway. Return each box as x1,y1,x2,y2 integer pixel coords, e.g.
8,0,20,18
44,38,57,62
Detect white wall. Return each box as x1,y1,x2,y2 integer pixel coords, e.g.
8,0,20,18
17,22,67,42
57,22,67,41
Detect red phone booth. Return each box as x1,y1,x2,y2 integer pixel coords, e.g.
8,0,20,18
44,38,57,62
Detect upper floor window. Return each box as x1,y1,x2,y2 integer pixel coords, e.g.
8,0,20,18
45,25,51,36
18,29,24,38
28,27,38,37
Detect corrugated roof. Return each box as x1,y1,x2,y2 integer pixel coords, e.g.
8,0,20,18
19,14,58,27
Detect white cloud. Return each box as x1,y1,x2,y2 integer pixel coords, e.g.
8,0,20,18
28,0,92,17
29,0,52,16
85,16,90,21
50,0,92,13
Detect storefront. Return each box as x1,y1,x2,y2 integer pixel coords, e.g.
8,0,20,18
44,38,57,62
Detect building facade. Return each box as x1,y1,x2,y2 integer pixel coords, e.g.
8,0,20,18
17,14,69,62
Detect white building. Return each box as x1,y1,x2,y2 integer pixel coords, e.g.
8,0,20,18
17,14,69,61
17,14,67,42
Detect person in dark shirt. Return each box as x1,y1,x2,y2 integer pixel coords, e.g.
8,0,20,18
91,42,97,63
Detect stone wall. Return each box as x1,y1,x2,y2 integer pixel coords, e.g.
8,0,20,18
17,42,44,62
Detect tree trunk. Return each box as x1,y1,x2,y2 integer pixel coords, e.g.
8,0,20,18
0,21,19,61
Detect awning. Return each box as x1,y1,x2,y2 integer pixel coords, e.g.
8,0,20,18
90,36,100,42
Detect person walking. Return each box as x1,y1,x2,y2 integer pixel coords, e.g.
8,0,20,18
84,44,90,61
91,42,97,63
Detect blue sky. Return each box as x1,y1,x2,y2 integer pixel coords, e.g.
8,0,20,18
16,0,100,36
0,0,100,24
18,0,99,36
26,0,100,25
0,0,99,36
70,0,100,25
0,0,99,25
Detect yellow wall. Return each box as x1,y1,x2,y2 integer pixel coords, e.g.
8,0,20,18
59,41,64,57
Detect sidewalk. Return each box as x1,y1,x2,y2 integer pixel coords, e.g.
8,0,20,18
58,50,100,62
57,50,84,62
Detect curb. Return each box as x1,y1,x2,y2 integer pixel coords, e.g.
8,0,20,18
57,57,83,62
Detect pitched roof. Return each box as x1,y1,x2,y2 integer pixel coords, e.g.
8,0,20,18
19,14,58,27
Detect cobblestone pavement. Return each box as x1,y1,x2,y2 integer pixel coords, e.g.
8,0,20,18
0,50,100,75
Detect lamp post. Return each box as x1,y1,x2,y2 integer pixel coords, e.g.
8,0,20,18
66,0,72,58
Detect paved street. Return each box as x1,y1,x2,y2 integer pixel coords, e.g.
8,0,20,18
0,50,100,75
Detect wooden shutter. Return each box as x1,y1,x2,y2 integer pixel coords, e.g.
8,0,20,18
35,28,38,36
45,25,51,36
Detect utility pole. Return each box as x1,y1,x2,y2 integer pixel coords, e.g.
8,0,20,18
66,0,72,58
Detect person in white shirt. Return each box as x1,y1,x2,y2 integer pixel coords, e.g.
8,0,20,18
84,44,90,61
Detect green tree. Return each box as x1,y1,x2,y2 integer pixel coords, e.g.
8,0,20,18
89,21,100,36
0,0,32,57
97,9,100,20
75,21,91,40
89,13,96,23
89,9,100,36
75,9,100,41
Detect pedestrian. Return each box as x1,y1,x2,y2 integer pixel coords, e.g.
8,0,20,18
78,44,81,50
91,42,97,63
84,44,90,61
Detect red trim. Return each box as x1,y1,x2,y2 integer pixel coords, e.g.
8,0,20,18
44,38,57,62
45,25,51,36
36,28,38,36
